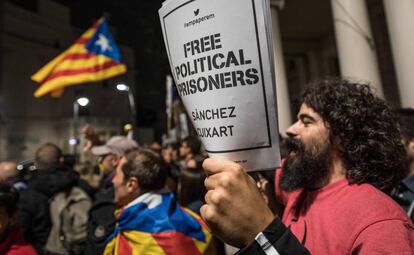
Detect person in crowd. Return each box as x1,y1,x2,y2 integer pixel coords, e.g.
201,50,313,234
91,136,139,189
103,148,214,255
0,183,37,255
0,161,28,192
162,143,179,164
17,143,79,254
178,161,207,215
179,137,203,170
162,143,181,192
150,141,163,155
85,135,138,255
391,108,414,219
74,162,100,199
45,171,91,255
200,79,414,254
0,161,18,184
178,162,227,255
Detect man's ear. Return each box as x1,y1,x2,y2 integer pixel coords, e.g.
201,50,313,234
112,155,122,167
127,176,140,194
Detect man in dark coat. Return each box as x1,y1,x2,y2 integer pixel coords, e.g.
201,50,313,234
17,143,78,254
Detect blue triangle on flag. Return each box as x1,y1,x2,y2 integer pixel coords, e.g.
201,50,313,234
86,20,122,62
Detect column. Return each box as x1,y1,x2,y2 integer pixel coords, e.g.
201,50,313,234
270,0,292,134
384,0,414,108
331,0,383,97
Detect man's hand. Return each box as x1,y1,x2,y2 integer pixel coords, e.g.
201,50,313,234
200,158,275,248
81,123,96,139
81,124,103,151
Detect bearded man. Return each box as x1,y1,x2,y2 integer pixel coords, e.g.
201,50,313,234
200,79,414,254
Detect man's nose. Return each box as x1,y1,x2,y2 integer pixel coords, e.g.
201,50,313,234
286,121,299,138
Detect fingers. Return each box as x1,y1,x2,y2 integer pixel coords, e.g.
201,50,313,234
200,204,208,221
203,157,243,176
204,159,250,193
204,172,228,190
204,167,244,191
204,175,214,190
200,203,217,224
204,189,223,205
201,191,224,227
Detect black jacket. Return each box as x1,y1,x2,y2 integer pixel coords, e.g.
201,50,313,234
17,166,78,254
391,175,414,215
85,185,116,255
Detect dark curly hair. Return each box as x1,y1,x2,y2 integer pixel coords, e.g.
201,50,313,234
302,78,406,193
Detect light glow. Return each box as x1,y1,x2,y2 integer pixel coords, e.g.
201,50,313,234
77,97,89,107
116,84,129,91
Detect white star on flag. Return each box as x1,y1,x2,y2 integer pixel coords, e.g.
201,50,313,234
95,34,112,52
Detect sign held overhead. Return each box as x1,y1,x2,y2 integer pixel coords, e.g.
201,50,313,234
159,0,281,171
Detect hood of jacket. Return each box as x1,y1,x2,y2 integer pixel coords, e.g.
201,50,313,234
27,165,79,197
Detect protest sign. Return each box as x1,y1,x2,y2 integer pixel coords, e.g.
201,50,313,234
159,0,281,171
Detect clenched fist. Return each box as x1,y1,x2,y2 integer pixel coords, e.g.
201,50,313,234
200,158,275,248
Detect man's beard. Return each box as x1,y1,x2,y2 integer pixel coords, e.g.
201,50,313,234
279,137,331,192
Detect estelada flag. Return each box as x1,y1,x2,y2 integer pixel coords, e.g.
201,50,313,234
32,17,126,97
103,192,216,255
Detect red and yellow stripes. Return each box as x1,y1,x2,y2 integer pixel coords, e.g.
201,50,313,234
103,230,216,255
103,210,215,255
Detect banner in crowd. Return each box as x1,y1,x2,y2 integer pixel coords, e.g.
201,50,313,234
159,0,281,171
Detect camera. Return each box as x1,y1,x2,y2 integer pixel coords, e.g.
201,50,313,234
16,159,36,182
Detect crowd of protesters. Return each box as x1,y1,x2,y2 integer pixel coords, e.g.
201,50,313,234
0,124,219,255
0,78,414,254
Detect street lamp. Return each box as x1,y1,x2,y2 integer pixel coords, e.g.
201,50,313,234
73,97,90,122
116,83,137,138
76,97,90,107
72,97,90,154
116,83,129,91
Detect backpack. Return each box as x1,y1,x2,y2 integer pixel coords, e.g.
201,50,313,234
45,187,92,255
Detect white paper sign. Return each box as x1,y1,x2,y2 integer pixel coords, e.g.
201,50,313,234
160,0,281,171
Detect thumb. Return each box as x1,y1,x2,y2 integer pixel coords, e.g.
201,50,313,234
203,157,245,176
